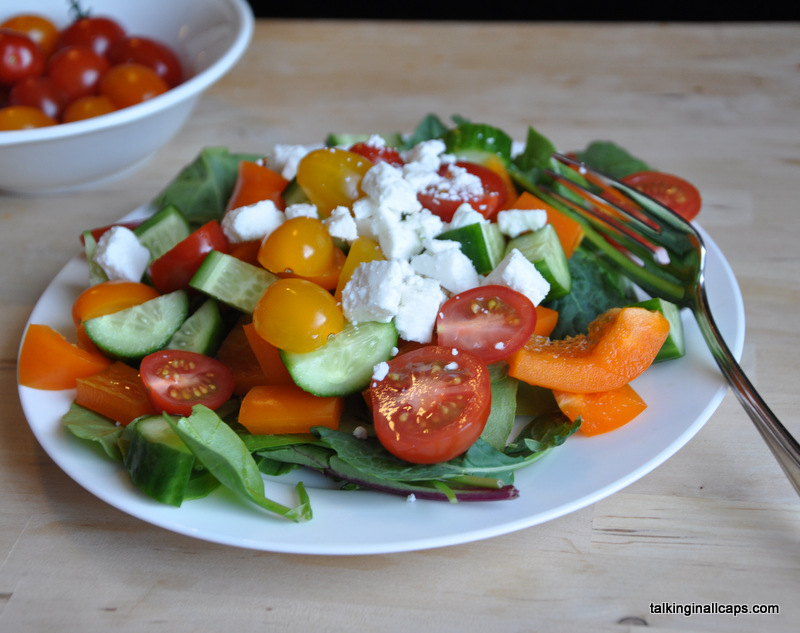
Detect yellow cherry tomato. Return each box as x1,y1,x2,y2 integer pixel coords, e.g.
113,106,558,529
253,278,345,353
258,217,344,290
295,147,373,216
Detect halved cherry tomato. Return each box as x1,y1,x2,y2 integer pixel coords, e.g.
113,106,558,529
140,350,235,416
75,361,157,425
418,161,509,222
621,171,702,222
435,285,537,364
252,277,345,353
109,36,183,87
58,15,126,59
370,345,492,464
0,29,46,86
348,141,404,166
148,220,229,293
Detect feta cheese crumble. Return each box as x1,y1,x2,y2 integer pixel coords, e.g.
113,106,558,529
483,248,551,306
221,199,285,243
92,226,150,282
496,208,548,238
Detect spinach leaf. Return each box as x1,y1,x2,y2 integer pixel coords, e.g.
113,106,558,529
545,248,637,339
152,147,261,226
61,402,124,461
170,406,312,522
403,113,450,147
573,140,650,179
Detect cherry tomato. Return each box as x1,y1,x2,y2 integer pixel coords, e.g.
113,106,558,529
148,220,229,294
0,29,46,86
62,94,116,122
418,161,509,222
98,62,168,108
621,171,702,222
1,14,60,58
252,278,345,353
140,350,235,416
436,285,537,364
109,36,183,87
348,141,404,166
9,75,69,120
59,15,126,58
257,217,337,280
370,345,492,464
46,45,110,101
0,104,56,130
295,147,373,216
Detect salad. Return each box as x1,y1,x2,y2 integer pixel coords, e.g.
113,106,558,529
18,114,702,523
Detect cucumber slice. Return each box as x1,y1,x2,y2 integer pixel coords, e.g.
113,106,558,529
506,224,571,300
436,222,506,275
165,299,225,356
189,250,277,313
81,229,108,285
84,290,189,360
121,415,196,506
134,204,191,262
441,122,514,163
282,178,310,206
631,297,686,362
281,321,398,397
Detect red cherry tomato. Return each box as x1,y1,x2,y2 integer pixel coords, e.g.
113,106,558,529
435,285,537,364
621,171,702,222
98,62,168,108
0,28,46,86
348,141,404,166
370,345,492,464
46,45,110,102
9,75,69,120
58,15,126,58
109,36,183,87
418,161,509,222
148,220,229,293
140,350,235,416
1,14,60,58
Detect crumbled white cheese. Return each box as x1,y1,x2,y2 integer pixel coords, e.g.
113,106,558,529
394,274,446,343
268,143,320,180
496,208,548,238
221,199,285,243
284,202,319,219
323,206,358,243
341,259,412,323
447,203,489,230
92,226,150,282
353,426,369,440
410,243,480,295
482,248,550,306
361,161,421,214
372,361,389,381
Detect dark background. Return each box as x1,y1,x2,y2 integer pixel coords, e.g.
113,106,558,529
245,2,798,22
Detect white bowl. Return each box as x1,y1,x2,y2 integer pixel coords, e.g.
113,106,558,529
0,0,254,194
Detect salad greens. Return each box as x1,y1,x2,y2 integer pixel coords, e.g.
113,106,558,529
62,113,664,521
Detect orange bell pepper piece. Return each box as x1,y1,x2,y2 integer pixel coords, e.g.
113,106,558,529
553,383,648,436
512,191,584,258
242,322,294,385
215,319,267,396
74,361,157,425
226,160,289,212
533,305,559,337
18,323,111,390
507,307,669,393
238,384,343,435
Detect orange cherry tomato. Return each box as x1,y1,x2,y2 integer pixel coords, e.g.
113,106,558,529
252,278,345,353
0,105,56,130
98,62,168,108
62,94,116,122
72,280,161,328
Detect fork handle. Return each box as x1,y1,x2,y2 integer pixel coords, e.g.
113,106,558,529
692,284,800,496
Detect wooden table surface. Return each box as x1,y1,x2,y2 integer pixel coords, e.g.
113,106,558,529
2,20,799,632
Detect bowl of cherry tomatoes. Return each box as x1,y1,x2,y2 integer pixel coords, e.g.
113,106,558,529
0,0,254,194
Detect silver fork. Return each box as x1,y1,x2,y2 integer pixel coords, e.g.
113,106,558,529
538,153,800,496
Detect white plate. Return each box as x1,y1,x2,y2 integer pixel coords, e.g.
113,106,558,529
17,211,744,555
